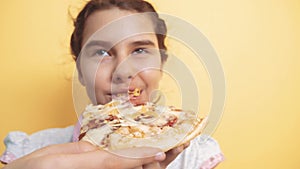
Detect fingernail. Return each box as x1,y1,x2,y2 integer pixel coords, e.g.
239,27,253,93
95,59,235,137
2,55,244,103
154,152,165,161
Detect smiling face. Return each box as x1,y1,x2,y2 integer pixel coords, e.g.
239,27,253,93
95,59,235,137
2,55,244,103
78,8,163,105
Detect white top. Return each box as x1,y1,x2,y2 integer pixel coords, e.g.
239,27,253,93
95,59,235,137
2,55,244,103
0,126,224,168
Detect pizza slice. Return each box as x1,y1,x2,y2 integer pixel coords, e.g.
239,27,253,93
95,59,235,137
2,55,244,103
79,97,207,152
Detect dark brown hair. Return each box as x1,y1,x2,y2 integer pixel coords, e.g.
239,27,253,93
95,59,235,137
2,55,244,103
70,0,168,62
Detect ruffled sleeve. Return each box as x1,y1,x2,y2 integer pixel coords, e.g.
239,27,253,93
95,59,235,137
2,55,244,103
167,135,224,169
0,126,74,164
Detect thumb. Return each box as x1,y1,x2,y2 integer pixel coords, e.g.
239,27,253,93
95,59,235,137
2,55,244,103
31,141,98,157
63,147,166,169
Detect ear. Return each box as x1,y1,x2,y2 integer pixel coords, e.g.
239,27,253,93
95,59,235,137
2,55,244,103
76,59,86,86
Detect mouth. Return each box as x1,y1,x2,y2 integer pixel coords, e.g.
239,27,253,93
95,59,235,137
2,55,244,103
128,88,142,97
108,88,144,102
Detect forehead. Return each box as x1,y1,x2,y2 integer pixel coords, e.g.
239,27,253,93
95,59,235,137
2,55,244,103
82,7,156,47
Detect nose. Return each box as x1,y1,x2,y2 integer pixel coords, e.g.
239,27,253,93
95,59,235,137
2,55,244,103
113,70,133,84
112,59,135,84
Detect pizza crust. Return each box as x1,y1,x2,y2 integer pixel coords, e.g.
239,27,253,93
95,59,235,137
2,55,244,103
176,117,208,146
109,121,195,151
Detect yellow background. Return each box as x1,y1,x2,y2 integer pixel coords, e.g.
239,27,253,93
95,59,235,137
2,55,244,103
1,0,299,168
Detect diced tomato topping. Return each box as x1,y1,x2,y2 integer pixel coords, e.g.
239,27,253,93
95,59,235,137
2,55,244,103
167,117,178,127
105,115,118,121
79,132,86,140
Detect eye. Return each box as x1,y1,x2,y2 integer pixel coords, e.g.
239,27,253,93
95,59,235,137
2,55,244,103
132,48,148,55
95,49,110,57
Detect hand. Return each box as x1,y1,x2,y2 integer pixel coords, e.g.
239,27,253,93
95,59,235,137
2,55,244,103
3,141,166,169
134,141,190,169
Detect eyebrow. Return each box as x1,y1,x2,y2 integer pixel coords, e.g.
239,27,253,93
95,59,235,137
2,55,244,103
130,40,156,47
84,39,156,50
84,40,112,49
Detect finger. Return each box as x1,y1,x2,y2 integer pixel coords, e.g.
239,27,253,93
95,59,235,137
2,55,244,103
31,141,98,158
159,145,185,168
183,141,190,149
53,147,166,169
143,162,161,169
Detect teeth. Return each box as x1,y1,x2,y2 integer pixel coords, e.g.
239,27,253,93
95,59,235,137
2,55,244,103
117,93,125,97
112,93,127,97
112,93,128,102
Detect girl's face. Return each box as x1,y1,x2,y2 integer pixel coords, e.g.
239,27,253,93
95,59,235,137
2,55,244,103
78,8,162,105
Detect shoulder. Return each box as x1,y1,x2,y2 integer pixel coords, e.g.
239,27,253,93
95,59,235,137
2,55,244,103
0,126,74,164
167,135,224,169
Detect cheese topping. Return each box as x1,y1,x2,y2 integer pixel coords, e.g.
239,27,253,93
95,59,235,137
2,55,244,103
80,100,199,150
128,88,141,97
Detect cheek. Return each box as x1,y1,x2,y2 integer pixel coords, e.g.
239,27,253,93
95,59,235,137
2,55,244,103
140,69,162,88
82,61,114,104
95,65,113,92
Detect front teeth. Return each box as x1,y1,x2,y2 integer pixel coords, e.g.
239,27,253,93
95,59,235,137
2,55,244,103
117,93,127,97
112,93,128,101
112,88,142,102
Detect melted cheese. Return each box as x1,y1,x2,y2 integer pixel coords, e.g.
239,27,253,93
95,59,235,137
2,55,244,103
80,100,199,151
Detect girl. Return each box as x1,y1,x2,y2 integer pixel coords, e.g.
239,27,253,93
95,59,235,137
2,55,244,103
1,0,224,168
